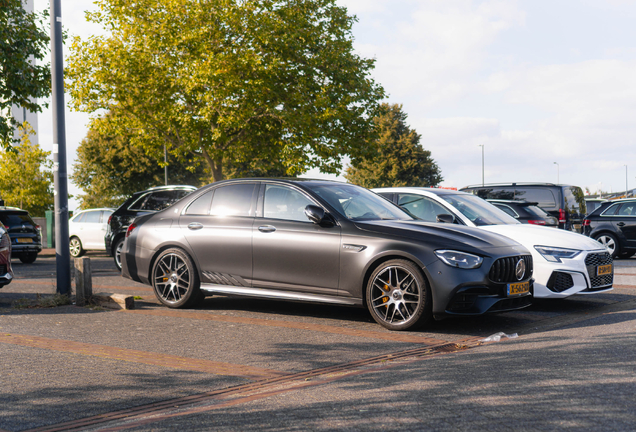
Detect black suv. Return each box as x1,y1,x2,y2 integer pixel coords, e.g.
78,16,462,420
487,199,558,227
106,185,197,270
583,198,636,259
0,207,42,263
461,183,586,232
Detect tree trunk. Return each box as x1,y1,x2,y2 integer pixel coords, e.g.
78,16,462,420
201,148,224,182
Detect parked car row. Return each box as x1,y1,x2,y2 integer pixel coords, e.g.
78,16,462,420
114,178,614,331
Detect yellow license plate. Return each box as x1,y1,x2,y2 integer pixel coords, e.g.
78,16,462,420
17,238,33,243
508,281,530,296
597,264,612,276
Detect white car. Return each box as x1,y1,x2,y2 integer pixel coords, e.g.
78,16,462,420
373,187,613,299
68,208,114,257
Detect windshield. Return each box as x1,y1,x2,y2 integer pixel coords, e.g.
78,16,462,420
307,183,413,221
440,194,520,226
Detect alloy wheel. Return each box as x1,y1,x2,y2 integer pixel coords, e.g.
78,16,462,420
596,235,616,255
69,238,83,257
114,239,124,270
153,252,192,304
369,263,425,329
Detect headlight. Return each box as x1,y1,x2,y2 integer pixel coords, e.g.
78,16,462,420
435,250,483,269
534,246,581,263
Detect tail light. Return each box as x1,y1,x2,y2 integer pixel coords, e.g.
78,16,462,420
107,215,113,225
528,220,546,225
126,223,137,238
558,208,566,224
583,219,590,227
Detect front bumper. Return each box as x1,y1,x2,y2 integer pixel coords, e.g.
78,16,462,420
531,249,613,298
424,257,534,318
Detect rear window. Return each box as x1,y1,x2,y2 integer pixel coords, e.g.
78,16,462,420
130,190,192,212
465,187,558,209
563,186,586,215
524,205,550,218
0,212,33,227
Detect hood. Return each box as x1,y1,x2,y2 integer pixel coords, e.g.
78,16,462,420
356,220,529,255
480,224,605,251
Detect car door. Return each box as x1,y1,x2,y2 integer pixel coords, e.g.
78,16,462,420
252,183,341,296
613,202,636,247
180,183,258,287
81,211,103,248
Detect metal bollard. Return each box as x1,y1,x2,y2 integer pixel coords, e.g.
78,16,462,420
74,257,93,306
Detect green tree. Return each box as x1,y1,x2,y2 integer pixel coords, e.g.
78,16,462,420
66,0,384,183
345,104,443,188
0,0,50,148
71,116,208,209
0,124,53,216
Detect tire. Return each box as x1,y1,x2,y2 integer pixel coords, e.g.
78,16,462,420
69,237,85,258
19,253,38,264
366,259,432,331
113,237,124,271
618,251,634,259
593,233,620,259
151,248,203,308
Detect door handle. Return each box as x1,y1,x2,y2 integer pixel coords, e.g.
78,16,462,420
617,222,625,227
258,225,276,233
188,222,203,230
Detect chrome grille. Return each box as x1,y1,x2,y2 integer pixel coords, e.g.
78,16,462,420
489,255,533,283
585,252,613,288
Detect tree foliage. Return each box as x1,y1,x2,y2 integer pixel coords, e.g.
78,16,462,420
71,116,208,209
66,0,384,183
0,124,53,216
345,104,443,188
0,0,50,148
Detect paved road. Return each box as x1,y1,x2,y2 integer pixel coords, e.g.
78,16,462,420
0,252,634,431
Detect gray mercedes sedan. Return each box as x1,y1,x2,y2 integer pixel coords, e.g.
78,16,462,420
121,179,533,330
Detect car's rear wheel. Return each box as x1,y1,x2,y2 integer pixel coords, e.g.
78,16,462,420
69,237,85,258
19,253,38,264
113,238,124,271
366,259,431,331
594,233,619,259
152,248,203,308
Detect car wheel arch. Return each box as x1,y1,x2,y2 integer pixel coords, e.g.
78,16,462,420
147,244,201,286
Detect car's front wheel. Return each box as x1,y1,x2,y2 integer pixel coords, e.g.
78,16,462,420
69,237,85,258
366,259,432,331
594,233,619,259
152,248,203,308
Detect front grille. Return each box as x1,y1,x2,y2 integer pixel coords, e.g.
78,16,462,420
585,252,613,288
489,255,533,283
546,271,574,292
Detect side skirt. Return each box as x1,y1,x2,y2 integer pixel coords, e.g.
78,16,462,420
199,283,363,307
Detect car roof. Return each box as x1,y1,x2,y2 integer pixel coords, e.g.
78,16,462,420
461,182,573,188
76,208,115,212
372,186,464,196
0,206,28,213
487,199,539,206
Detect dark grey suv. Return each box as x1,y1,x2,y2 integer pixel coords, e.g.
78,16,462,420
105,185,197,270
121,179,534,331
0,207,42,263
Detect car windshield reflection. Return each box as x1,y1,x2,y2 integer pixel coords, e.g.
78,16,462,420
440,194,520,226
307,184,413,221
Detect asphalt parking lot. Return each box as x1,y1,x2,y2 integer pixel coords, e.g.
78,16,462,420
1,251,635,431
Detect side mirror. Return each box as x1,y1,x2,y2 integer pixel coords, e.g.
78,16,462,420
436,214,455,224
305,205,325,224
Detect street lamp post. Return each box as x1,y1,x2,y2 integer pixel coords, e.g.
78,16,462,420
553,162,559,184
478,144,484,186
624,165,628,196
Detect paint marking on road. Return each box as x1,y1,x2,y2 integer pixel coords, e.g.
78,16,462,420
128,308,448,345
0,333,285,380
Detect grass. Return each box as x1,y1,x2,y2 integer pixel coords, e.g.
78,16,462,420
12,294,72,309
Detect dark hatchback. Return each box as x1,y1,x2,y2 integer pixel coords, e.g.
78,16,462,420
487,200,558,227
121,179,534,331
461,183,586,232
0,207,42,263
105,185,197,270
583,199,636,259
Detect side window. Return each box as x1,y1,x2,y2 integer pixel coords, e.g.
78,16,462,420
376,192,395,203
514,188,557,208
73,213,85,223
494,204,518,218
210,184,256,217
139,191,183,211
102,210,114,223
397,194,449,222
185,190,214,215
83,211,101,223
263,185,315,222
617,203,636,216
602,203,620,216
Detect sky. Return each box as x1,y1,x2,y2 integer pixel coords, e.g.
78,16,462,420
32,0,636,210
